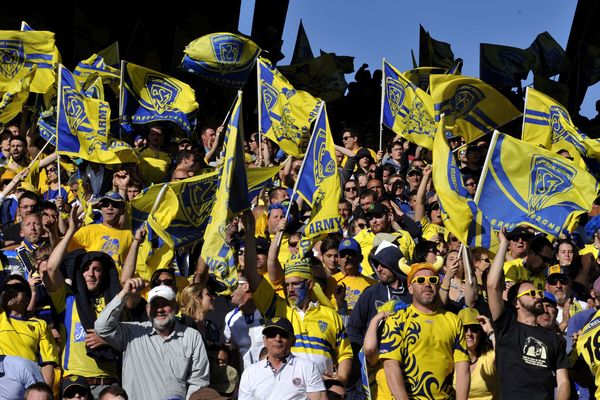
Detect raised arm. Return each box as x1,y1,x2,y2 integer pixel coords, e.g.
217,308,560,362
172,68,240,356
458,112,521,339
0,167,30,200
486,229,509,321
38,152,58,169
242,211,262,293
462,246,478,308
120,225,147,285
414,165,431,222
42,206,81,292
267,219,286,284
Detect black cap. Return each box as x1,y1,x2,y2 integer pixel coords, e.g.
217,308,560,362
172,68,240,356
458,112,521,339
506,226,535,241
365,203,389,216
256,237,270,255
262,317,294,337
61,375,90,395
355,147,374,163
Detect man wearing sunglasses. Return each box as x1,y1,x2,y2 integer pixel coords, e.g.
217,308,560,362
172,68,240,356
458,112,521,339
238,317,327,399
380,263,470,400
68,192,133,271
487,229,570,400
504,234,556,293
544,265,588,332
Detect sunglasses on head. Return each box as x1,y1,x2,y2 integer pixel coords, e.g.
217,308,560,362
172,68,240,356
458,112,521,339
516,289,544,299
547,276,568,286
410,276,440,285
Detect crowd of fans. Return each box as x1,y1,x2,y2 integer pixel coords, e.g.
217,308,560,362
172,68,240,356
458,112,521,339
2,72,600,400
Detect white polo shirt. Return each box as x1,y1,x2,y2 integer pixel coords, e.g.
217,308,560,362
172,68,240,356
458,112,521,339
224,308,264,369
238,354,326,400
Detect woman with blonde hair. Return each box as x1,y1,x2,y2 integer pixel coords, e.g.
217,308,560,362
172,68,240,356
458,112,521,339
179,282,219,345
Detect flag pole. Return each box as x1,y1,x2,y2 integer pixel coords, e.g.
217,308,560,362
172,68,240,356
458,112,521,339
521,87,530,137
256,58,263,165
473,129,499,204
57,154,61,196
276,101,325,247
118,60,126,140
378,58,386,152
55,64,63,154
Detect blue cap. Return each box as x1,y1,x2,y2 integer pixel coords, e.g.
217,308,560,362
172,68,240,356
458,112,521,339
338,238,361,254
542,291,557,305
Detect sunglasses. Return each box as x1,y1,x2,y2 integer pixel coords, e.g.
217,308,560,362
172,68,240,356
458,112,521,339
151,278,175,288
464,324,483,334
516,289,544,299
342,136,352,141
547,277,569,286
366,212,385,221
345,187,357,192
265,330,290,339
46,168,57,173
99,200,123,209
410,276,440,285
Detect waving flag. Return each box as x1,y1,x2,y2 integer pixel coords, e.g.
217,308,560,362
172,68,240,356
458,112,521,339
121,61,198,134
181,32,260,87
419,25,456,69
0,30,60,93
258,57,321,157
430,74,521,143
0,65,36,123
480,43,533,87
202,92,250,291
382,60,436,150
73,54,120,93
476,132,599,236
527,32,568,78
432,115,497,251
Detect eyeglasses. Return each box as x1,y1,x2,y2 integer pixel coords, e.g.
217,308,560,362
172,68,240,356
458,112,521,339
547,277,569,286
464,325,483,334
345,187,357,192
366,212,385,221
151,278,175,288
100,201,123,209
265,330,290,339
342,136,352,141
46,168,57,173
516,289,544,299
410,276,440,285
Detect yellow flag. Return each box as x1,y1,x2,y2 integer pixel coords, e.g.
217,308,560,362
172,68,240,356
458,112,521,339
0,65,36,123
0,30,60,93
430,74,521,143
258,57,321,157
382,60,436,150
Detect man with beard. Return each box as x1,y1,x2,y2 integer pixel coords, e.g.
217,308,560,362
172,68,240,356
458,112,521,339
95,279,210,400
379,263,470,400
504,233,555,292
544,265,588,332
487,229,570,400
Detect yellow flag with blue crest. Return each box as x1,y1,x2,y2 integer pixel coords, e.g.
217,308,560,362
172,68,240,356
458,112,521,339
0,65,36,123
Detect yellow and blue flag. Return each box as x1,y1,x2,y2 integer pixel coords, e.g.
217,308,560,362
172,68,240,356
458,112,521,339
476,132,599,236
432,115,498,251
480,43,533,87
201,92,250,291
56,65,136,165
247,165,283,202
0,65,36,124
73,54,120,93
121,61,198,135
258,57,321,157
20,21,33,31
181,32,260,87
296,103,342,240
96,41,120,67
37,113,56,146
527,32,568,78
0,30,60,94
533,75,569,108
403,66,446,92
430,74,521,143
382,60,437,150
522,87,600,174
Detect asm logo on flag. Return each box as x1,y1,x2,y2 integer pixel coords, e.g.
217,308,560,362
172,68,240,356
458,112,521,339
178,179,218,226
261,80,279,114
406,98,436,137
386,77,406,118
63,88,91,133
211,34,244,75
144,74,181,114
549,105,587,154
0,40,24,79
529,155,575,215
312,127,335,186
450,84,484,119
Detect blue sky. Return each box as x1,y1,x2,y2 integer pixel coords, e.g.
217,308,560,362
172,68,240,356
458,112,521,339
239,0,600,118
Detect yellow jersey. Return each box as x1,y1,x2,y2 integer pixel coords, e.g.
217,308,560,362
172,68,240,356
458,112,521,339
331,271,376,311
577,309,600,400
0,312,58,365
379,304,469,399
420,216,447,242
354,228,415,278
69,223,133,274
503,258,545,291
138,148,171,185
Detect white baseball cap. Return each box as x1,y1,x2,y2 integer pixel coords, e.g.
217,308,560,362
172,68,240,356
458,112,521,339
147,285,176,304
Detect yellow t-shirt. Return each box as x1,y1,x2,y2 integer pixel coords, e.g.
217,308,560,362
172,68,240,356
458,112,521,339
331,271,376,311
0,312,58,365
379,304,469,399
577,309,600,400
420,216,447,242
354,228,415,277
454,350,498,400
503,258,545,291
49,285,117,378
138,148,171,185
253,279,353,375
69,223,134,274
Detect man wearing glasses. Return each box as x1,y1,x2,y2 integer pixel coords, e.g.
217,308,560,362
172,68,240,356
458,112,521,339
544,265,588,332
504,233,556,292
68,192,133,271
487,229,570,400
238,317,327,399
379,263,470,400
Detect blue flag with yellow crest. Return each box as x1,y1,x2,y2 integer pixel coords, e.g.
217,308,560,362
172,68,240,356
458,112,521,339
432,115,497,251
430,74,521,143
121,61,198,135
258,57,321,157
181,32,260,87
476,132,599,236
56,65,136,164
201,92,250,291
523,88,600,165
0,65,36,124
0,30,60,94
382,60,436,150
295,103,342,240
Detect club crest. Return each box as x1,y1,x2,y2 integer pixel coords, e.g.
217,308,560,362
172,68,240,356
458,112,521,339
529,155,575,215
450,84,484,119
549,105,586,155
63,87,91,133
261,80,279,114
144,74,181,114
211,34,244,75
312,127,335,186
178,178,218,226
0,40,24,80
386,77,406,118
318,320,328,333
